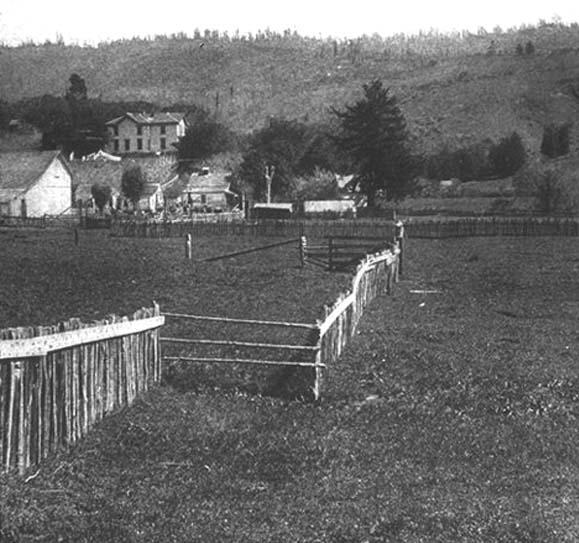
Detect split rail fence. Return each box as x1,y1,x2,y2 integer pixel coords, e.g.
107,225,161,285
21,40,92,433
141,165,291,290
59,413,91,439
162,242,400,400
0,305,164,474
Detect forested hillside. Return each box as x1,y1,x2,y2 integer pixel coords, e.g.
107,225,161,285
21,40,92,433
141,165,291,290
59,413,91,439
2,22,579,156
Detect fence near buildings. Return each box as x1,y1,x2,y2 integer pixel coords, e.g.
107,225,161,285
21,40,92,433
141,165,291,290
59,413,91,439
0,305,163,474
111,216,579,240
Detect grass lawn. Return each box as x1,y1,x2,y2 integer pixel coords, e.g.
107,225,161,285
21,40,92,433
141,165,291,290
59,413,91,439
1,230,578,542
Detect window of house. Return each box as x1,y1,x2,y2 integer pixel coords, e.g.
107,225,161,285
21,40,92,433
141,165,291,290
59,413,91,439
201,194,207,204
137,125,143,136
113,126,119,137
113,139,119,152
137,138,143,151
160,124,166,135
160,137,166,150
124,139,130,151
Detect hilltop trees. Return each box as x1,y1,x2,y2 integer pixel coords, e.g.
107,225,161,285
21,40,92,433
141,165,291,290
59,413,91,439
22,74,107,156
332,80,414,206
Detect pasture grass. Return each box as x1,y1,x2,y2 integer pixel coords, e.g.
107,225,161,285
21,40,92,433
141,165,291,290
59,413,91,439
1,230,578,542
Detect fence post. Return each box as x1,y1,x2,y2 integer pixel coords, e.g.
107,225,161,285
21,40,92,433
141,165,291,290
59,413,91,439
394,220,405,277
313,324,323,402
328,237,334,271
185,234,192,260
299,236,307,268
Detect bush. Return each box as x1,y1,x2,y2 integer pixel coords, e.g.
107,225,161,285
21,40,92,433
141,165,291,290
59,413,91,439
514,161,579,214
488,132,526,177
540,124,571,159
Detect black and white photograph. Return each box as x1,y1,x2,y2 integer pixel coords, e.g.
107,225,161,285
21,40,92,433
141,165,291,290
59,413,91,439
1,1,579,540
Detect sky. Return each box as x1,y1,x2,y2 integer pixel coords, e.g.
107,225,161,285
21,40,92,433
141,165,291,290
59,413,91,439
1,0,578,45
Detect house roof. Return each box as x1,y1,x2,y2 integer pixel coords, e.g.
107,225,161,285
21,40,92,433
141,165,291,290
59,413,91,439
106,112,185,126
184,171,232,194
0,151,71,201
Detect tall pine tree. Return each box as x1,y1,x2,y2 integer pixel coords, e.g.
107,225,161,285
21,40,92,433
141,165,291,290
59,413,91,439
333,80,413,206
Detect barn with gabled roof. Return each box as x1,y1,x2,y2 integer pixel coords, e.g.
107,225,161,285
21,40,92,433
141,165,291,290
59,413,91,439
0,151,73,217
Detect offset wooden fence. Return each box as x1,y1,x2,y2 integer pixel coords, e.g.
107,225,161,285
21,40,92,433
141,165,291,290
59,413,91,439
314,247,400,394
0,305,164,474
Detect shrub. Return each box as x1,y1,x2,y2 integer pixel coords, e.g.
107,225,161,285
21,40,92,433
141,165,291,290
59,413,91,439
540,124,571,159
488,132,526,177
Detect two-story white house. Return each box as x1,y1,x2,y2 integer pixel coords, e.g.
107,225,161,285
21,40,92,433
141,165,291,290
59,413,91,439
105,112,186,155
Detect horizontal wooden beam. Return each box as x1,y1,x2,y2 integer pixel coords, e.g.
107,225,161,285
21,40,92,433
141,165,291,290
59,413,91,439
163,312,317,329
202,238,299,262
0,316,165,360
319,294,354,336
161,337,318,351
163,356,324,368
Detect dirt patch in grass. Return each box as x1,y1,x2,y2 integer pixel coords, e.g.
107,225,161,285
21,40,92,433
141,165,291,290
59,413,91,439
1,232,579,541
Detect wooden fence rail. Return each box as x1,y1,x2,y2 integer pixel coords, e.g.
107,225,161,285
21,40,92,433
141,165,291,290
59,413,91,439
0,305,164,474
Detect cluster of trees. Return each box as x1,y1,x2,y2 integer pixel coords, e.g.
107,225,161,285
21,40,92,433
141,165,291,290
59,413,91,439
228,81,415,205
423,132,526,182
515,41,536,55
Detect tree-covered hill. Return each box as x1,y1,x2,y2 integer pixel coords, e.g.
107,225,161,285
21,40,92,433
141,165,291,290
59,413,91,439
2,22,579,156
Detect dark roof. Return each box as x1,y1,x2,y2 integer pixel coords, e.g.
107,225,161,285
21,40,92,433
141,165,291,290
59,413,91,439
0,151,71,199
106,112,185,126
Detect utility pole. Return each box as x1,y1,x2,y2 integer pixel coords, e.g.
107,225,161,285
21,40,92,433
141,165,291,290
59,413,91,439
264,165,275,204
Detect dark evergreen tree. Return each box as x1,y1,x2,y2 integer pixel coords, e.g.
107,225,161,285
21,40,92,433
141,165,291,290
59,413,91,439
332,80,413,205
525,41,535,55
90,183,112,212
121,163,146,206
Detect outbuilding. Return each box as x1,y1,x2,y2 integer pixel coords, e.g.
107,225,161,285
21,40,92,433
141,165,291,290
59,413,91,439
0,151,73,217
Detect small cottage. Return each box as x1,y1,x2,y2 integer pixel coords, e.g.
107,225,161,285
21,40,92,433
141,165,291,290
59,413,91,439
182,169,235,211
0,151,73,217
138,183,164,212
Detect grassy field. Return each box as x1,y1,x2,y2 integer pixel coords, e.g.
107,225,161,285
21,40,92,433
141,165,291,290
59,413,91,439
1,229,578,542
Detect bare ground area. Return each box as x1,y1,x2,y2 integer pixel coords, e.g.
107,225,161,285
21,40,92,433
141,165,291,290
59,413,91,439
1,230,578,542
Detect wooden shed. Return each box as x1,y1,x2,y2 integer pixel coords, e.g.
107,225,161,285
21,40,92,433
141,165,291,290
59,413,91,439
0,151,73,217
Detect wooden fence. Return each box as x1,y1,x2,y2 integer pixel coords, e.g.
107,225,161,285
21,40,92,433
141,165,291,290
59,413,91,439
301,235,395,271
110,218,395,239
0,305,164,474
404,216,579,238
0,216,47,228
111,216,579,239
313,247,400,396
